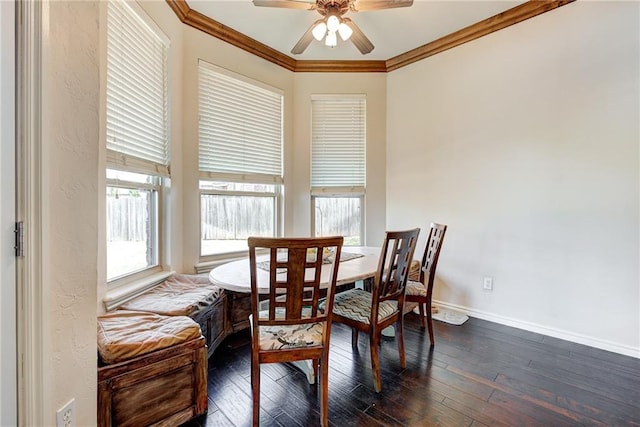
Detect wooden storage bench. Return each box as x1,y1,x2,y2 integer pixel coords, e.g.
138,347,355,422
97,310,207,427
120,274,228,358
225,290,252,333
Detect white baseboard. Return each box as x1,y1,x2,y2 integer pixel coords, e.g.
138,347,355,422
434,300,640,359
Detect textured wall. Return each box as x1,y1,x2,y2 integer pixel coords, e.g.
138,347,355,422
386,1,639,355
43,1,100,424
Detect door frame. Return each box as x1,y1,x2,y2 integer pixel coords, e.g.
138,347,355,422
0,1,17,424
16,0,45,425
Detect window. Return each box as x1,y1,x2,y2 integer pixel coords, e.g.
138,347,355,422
105,0,169,281
200,181,278,255
311,95,366,245
198,61,283,256
106,170,160,280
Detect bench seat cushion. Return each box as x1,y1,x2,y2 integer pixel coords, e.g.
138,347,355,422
97,310,202,365
120,274,222,316
406,280,427,297
408,259,421,282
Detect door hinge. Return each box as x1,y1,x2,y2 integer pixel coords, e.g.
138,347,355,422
15,221,24,257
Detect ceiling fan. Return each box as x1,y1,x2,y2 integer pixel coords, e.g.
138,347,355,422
252,0,413,55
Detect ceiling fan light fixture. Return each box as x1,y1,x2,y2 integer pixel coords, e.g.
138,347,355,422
326,14,340,32
337,22,352,41
324,30,337,47
312,21,327,41
265,0,393,55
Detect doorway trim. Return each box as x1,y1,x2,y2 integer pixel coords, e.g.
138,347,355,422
0,0,16,424
16,0,44,425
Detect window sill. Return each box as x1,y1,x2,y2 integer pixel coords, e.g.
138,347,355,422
195,252,249,274
103,270,175,312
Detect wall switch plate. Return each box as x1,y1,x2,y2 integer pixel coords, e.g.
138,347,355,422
56,399,75,427
483,276,493,290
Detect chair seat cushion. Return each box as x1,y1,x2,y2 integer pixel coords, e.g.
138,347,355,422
406,280,427,297
120,274,222,316
328,289,398,325
97,310,202,364
255,320,324,351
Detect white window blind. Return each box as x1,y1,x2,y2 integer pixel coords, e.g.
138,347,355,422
106,0,169,176
198,62,283,184
311,95,366,191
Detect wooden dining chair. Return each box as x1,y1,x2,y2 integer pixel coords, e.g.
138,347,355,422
247,236,343,427
405,222,447,345
328,228,420,393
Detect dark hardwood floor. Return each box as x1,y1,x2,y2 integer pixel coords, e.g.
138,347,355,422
184,313,640,426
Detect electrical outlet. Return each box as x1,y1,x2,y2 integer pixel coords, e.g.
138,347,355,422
56,399,75,427
483,276,493,291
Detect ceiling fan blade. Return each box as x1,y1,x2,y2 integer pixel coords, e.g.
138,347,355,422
252,0,316,10
291,20,322,54
344,18,374,54
352,0,413,12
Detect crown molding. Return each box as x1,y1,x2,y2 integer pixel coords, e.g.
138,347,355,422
386,0,575,71
166,0,576,73
294,60,386,73
166,0,297,71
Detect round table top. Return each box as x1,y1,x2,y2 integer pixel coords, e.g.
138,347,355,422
208,246,381,294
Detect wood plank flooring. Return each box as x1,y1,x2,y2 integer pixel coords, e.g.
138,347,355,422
183,314,640,426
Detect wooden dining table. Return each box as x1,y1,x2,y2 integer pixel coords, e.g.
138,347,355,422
208,246,382,294
208,246,384,384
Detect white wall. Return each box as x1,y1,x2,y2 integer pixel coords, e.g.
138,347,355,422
42,1,100,423
386,1,639,356
292,73,387,245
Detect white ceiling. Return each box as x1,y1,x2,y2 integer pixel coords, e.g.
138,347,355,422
188,0,527,61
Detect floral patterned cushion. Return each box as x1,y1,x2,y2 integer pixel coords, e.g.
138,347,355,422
257,321,325,350
406,280,427,297
327,289,398,325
